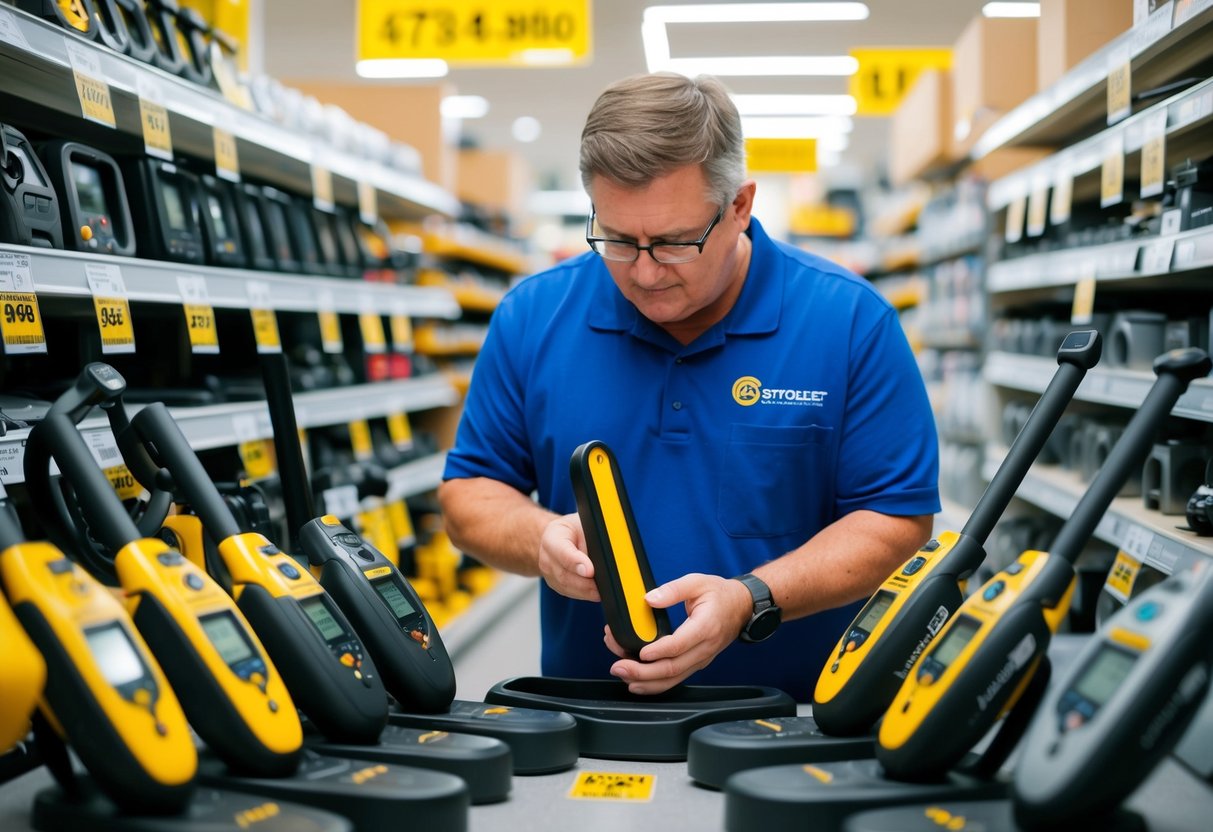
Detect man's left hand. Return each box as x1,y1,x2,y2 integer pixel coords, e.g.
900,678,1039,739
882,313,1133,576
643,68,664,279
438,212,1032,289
605,573,752,695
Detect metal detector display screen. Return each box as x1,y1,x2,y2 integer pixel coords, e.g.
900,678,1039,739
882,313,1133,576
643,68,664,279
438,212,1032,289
9,145,47,187
206,193,230,239
1072,644,1138,710
929,614,981,670
856,590,896,633
200,611,257,668
300,595,349,643
160,178,189,231
72,162,108,217
371,576,417,622
85,622,148,687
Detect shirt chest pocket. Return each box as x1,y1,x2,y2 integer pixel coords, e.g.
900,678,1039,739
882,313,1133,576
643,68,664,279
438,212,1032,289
717,423,835,538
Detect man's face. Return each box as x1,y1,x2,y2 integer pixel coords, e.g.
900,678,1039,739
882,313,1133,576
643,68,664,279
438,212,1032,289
589,165,753,341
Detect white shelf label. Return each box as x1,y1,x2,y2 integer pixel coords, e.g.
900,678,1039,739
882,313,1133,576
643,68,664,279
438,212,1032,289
1120,524,1155,561
0,8,31,49
232,413,260,443
1140,237,1176,273
0,443,24,485
323,484,360,519
83,429,123,469
64,38,116,129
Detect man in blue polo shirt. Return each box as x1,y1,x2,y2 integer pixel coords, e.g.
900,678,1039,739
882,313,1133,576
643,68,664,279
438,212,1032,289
438,73,939,700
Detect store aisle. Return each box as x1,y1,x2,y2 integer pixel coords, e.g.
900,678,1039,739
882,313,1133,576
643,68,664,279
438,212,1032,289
451,575,543,702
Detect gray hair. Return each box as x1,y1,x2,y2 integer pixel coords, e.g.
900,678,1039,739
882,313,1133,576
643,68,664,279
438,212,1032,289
579,73,745,207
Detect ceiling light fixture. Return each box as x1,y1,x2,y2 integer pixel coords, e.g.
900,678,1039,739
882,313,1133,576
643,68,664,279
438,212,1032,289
741,115,854,138
441,96,490,119
732,94,858,116
981,2,1041,17
512,116,542,143
644,3,870,24
661,55,859,76
355,58,449,79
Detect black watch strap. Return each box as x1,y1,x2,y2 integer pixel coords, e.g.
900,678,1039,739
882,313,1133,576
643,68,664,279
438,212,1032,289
734,573,781,643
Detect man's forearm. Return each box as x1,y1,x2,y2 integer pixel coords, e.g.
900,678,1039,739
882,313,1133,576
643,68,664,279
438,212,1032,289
437,477,557,576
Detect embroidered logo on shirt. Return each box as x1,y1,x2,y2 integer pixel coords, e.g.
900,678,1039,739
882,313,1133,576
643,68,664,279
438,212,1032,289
732,376,829,407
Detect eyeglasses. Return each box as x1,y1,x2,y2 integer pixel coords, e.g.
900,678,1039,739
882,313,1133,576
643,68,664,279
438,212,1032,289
586,205,725,264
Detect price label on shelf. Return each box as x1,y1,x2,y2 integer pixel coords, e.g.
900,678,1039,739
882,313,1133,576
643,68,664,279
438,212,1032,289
247,280,281,354
359,301,387,354
317,290,343,353
1140,237,1175,274
239,439,276,481
213,128,241,182
1025,178,1049,238
349,419,374,461
312,162,334,212
323,484,360,520
177,275,220,354
1106,49,1132,125
358,180,378,225
136,75,173,161
390,307,413,351
1139,111,1168,199
1004,195,1026,244
1050,171,1073,226
64,40,116,129
1071,269,1097,325
0,443,24,485
0,9,32,49
85,263,135,354
1104,550,1142,604
1100,134,1125,208
0,252,45,355
387,412,414,451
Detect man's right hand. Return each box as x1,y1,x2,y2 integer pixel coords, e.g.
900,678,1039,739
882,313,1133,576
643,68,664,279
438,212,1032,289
538,513,601,601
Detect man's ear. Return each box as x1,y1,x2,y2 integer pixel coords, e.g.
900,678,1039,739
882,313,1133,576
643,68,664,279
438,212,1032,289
732,180,757,226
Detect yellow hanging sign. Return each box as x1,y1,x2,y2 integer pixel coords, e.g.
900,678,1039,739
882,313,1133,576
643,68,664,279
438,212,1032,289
357,0,591,67
745,138,817,174
849,47,952,117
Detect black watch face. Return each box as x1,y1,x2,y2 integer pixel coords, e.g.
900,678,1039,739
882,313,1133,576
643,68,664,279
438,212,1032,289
746,608,781,642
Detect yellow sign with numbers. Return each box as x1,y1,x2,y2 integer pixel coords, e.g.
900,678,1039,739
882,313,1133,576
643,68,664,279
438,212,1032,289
184,304,219,352
319,309,343,353
357,0,591,66
1071,274,1097,325
849,47,951,117
140,98,173,161
251,307,281,353
387,412,413,450
93,297,136,354
0,292,46,355
213,128,241,182
1107,59,1131,125
238,439,276,481
1104,550,1141,604
349,419,374,461
312,164,334,211
360,310,387,354
105,464,143,501
390,312,413,350
568,772,656,801
745,138,817,174
64,40,117,129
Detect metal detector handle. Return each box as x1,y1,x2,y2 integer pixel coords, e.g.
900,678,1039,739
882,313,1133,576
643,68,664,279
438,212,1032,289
962,330,1102,544
46,362,126,423
25,413,142,553
127,404,242,542
103,400,175,538
260,353,317,552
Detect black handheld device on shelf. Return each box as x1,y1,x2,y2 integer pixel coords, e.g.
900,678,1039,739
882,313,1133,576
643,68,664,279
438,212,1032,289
570,440,672,656
259,186,312,273
0,123,64,249
124,157,206,263
37,140,135,255
311,205,353,278
233,183,280,271
196,173,248,267
333,207,365,278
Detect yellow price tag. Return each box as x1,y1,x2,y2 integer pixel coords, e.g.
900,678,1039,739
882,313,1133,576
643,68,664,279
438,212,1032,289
568,772,656,802
360,309,387,354
250,307,281,353
318,290,343,353
85,263,134,355
358,0,592,67
387,500,415,547
349,419,374,461
178,276,219,354
1071,273,1097,325
387,412,413,450
1139,112,1167,199
744,138,817,174
390,311,413,350
140,98,173,161
238,440,276,481
1104,550,1142,604
312,163,334,211
64,41,116,129
849,47,952,117
105,464,143,501
358,180,378,225
1025,182,1049,238
1100,136,1125,208
356,506,398,566
1004,196,1026,244
0,292,47,355
1050,173,1073,226
213,128,241,182
1107,56,1131,125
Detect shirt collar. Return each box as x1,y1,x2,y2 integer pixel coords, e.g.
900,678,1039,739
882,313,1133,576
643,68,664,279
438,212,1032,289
587,216,783,339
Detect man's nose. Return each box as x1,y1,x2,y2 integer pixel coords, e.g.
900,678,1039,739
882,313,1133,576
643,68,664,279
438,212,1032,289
631,251,666,286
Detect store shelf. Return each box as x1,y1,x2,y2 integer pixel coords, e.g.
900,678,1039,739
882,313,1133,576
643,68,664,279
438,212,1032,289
987,74,1213,210
0,376,460,485
973,1,1213,160
985,351,1213,422
423,229,529,276
440,572,536,660
987,225,1213,294
386,452,447,502
0,5,457,219
1,244,461,318
920,329,982,350
983,446,1213,576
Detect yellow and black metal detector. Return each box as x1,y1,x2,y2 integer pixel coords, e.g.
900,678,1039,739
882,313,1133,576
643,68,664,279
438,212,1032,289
570,440,671,655
721,347,1212,832
259,351,577,775
0,498,46,756
687,331,1102,788
108,389,511,804
24,369,471,830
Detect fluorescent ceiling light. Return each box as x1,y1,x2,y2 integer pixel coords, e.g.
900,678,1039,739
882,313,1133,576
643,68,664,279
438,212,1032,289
742,116,854,138
644,3,869,23
732,94,857,116
356,59,449,78
982,2,1040,17
512,116,542,143
660,56,858,76
441,95,489,119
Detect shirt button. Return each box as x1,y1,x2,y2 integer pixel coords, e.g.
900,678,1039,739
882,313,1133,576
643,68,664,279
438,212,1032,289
672,401,682,410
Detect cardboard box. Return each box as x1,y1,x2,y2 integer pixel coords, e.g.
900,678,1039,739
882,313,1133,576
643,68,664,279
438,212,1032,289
951,15,1038,155
457,149,532,219
890,69,955,186
1039,0,1134,90
289,81,456,191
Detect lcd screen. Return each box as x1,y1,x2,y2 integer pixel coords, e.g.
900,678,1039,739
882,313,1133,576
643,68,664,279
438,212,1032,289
160,179,188,232
929,614,982,670
371,576,417,621
85,622,147,687
199,611,257,667
72,161,108,217
1072,644,1137,709
856,590,896,633
300,595,348,642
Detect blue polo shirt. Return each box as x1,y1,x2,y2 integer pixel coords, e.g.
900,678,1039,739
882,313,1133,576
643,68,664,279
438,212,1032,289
444,217,939,700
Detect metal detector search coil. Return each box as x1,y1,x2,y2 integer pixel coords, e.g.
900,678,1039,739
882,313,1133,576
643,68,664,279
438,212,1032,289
570,440,671,656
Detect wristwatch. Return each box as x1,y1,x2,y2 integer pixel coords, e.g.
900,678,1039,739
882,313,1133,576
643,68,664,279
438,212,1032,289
734,573,781,643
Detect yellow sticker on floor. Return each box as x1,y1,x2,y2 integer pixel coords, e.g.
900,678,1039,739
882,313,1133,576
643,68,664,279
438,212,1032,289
568,772,655,801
